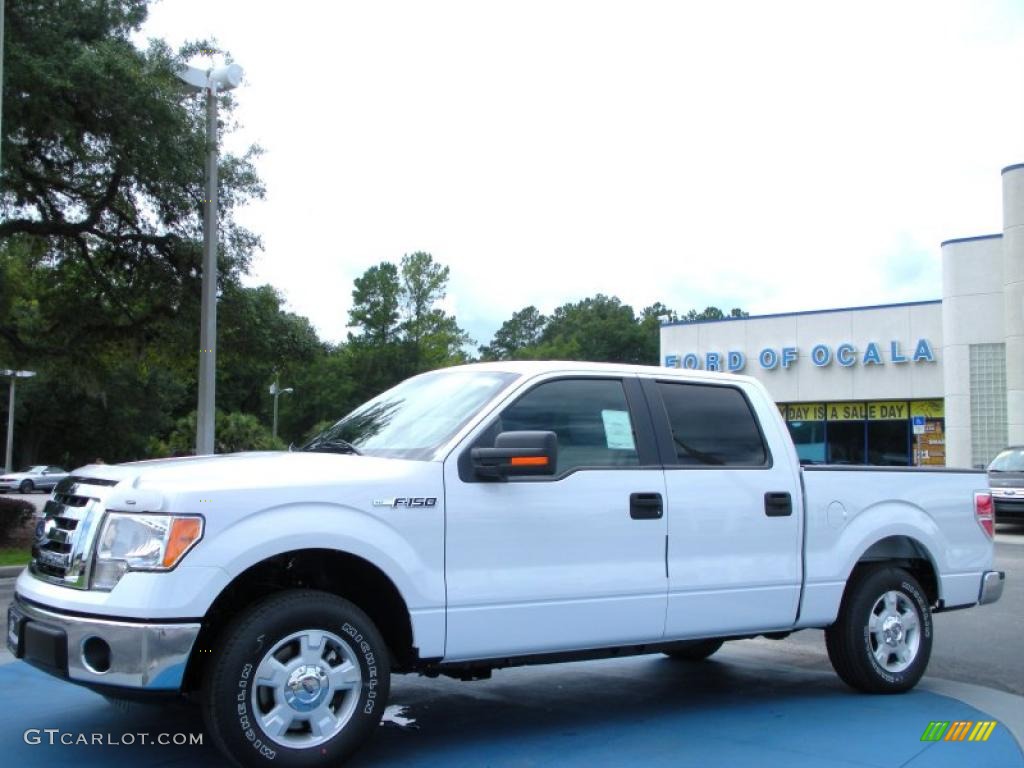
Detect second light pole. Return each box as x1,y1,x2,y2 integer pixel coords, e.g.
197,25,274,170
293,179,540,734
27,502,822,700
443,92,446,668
175,60,244,455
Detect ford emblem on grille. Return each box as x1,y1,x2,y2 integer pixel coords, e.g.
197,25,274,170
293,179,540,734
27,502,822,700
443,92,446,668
34,519,46,542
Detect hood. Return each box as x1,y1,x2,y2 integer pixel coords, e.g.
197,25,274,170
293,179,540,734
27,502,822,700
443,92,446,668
69,451,430,496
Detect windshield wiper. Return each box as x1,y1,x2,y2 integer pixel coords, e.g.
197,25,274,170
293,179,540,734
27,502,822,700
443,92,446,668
303,437,362,455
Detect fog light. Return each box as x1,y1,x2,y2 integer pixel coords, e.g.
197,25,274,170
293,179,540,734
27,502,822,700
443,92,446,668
91,559,128,591
82,636,111,674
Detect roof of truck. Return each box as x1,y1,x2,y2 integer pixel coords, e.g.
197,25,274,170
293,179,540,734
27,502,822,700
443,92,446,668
444,359,754,385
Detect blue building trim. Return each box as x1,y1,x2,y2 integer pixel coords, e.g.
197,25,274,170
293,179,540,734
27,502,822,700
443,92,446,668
659,300,942,328
939,233,1003,247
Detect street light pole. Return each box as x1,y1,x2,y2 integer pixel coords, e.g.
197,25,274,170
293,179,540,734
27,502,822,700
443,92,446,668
196,83,219,456
2,369,36,473
175,61,243,455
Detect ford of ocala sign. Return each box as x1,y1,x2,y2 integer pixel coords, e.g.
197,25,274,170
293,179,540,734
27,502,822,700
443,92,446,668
664,339,936,372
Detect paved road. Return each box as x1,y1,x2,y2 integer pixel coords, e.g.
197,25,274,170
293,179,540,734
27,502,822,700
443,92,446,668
3,521,1021,693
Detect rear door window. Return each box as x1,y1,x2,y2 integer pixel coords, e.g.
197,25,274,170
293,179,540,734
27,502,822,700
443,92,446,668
657,382,768,467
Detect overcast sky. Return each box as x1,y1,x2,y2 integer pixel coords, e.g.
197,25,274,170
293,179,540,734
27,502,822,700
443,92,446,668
141,0,1024,347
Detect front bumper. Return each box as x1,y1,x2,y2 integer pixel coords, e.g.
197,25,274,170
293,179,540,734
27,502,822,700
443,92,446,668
978,570,1005,605
6,596,200,692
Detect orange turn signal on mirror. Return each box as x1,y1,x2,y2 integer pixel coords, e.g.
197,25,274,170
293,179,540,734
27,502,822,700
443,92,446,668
163,517,204,568
509,456,549,467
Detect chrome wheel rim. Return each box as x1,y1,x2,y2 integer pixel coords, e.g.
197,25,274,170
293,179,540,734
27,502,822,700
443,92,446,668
868,590,921,673
251,629,363,749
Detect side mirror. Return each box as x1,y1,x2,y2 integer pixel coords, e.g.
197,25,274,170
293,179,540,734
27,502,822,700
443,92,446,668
471,431,558,480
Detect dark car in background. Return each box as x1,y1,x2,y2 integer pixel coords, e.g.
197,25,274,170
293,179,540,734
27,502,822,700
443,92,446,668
989,446,1024,522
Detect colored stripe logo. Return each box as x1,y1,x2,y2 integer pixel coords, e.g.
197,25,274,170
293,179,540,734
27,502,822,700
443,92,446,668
921,721,997,742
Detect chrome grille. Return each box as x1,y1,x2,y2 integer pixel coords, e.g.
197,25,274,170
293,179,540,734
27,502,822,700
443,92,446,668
29,476,119,589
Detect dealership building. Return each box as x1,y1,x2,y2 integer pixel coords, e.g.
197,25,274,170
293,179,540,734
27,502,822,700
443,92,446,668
660,162,1024,469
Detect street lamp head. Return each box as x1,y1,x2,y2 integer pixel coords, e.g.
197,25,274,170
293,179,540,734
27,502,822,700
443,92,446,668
0,370,36,378
175,62,244,93
209,64,244,91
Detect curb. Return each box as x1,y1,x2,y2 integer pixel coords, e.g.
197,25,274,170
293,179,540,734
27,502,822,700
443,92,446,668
0,565,25,578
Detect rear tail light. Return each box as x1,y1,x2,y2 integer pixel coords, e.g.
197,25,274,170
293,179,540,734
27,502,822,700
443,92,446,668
975,491,994,539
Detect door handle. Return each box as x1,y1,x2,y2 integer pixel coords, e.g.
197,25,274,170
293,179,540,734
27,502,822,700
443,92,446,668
630,492,663,520
764,491,793,517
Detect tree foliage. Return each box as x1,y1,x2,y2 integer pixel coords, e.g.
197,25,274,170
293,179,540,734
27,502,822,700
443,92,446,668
0,2,749,468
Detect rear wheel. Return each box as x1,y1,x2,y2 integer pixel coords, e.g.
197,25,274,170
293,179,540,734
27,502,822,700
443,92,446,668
826,566,932,693
664,638,724,661
18,480,32,494
202,590,390,768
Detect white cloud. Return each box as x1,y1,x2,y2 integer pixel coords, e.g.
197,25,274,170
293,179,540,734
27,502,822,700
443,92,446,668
141,0,1024,344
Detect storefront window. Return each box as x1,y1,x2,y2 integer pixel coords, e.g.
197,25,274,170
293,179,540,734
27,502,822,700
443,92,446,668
781,403,826,464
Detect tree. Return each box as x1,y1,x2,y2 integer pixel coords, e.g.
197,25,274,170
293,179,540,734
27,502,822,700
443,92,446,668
399,252,472,371
479,306,547,360
536,295,648,364
0,0,265,467
348,262,401,345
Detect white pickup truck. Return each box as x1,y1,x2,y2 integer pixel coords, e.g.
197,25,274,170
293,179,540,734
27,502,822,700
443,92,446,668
7,362,1004,767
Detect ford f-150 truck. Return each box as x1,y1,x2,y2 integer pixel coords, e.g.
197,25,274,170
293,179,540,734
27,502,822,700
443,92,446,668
7,362,1005,767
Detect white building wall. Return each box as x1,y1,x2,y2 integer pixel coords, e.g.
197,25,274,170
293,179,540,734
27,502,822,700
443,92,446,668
660,302,943,404
941,235,1005,468
1004,164,1024,448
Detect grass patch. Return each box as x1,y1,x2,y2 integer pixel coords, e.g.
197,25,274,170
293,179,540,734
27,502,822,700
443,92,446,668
0,547,31,567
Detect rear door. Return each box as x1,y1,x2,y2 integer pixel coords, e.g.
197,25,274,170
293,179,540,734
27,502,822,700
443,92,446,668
443,374,668,660
641,377,803,638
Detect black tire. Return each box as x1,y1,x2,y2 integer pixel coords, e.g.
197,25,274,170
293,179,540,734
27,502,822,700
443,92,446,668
201,590,390,768
18,480,32,494
826,566,932,693
664,638,725,661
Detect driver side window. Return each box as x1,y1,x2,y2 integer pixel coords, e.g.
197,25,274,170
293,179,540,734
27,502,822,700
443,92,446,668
496,378,639,475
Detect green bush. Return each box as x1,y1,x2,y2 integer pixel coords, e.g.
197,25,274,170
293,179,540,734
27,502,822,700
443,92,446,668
162,410,286,456
0,496,36,546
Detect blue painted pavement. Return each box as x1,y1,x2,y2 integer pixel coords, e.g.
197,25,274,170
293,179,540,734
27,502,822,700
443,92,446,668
0,652,1019,767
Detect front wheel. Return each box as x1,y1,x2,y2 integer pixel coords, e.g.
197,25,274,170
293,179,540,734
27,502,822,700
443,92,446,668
18,480,33,494
201,590,390,768
826,566,932,693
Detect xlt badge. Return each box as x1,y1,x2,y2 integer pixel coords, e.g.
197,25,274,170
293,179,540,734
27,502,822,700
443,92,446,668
373,497,437,508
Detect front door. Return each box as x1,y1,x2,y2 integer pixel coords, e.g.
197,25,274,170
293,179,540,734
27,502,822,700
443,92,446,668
443,375,668,661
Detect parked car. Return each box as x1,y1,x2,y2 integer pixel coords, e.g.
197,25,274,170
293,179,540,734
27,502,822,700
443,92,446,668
988,446,1024,521
0,465,68,494
7,362,1004,768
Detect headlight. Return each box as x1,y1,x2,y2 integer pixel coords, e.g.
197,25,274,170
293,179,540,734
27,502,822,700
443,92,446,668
91,513,204,591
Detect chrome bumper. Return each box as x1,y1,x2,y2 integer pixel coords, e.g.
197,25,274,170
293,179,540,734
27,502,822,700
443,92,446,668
6,596,200,691
979,570,1005,605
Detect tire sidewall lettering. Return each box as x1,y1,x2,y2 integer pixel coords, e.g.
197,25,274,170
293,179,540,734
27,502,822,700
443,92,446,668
235,661,277,761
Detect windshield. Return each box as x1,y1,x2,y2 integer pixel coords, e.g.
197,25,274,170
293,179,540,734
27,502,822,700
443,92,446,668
20,466,46,473
989,448,1024,472
302,369,519,460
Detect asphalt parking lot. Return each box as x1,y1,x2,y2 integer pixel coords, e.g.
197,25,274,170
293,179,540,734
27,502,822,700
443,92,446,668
0,501,1021,766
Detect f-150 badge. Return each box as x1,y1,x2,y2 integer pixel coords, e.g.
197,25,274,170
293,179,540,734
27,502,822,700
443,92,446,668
373,497,438,508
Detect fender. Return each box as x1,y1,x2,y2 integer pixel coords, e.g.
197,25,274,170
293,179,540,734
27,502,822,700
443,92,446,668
799,500,944,628
191,501,439,608
185,502,446,656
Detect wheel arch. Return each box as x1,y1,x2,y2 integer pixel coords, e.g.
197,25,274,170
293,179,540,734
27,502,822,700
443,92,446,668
183,548,416,693
849,535,940,607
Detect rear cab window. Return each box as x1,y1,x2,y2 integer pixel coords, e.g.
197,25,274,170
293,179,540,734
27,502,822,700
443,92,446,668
655,381,770,467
